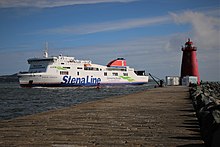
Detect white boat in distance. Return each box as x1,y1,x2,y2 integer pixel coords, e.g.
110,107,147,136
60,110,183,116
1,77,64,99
18,49,149,87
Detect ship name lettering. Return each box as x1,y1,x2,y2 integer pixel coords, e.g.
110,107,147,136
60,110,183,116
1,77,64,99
62,76,101,85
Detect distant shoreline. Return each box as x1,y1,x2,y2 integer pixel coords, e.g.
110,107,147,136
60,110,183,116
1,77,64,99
0,74,18,82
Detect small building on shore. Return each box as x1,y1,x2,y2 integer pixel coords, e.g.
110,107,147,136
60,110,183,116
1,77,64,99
166,76,180,86
181,76,198,86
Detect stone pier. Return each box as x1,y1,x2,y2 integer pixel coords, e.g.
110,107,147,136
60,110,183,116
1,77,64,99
0,86,204,146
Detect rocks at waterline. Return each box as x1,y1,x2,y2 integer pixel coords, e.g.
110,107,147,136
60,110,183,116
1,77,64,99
190,82,220,147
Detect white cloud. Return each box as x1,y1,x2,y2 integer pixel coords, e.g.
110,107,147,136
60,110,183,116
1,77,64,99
168,10,220,81
170,11,220,50
66,34,219,81
44,16,171,35
0,0,138,8
52,36,181,79
1,8,219,80
43,10,219,80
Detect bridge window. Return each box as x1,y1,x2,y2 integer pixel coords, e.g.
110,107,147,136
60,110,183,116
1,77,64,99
64,67,70,69
123,73,128,76
60,71,68,75
112,73,118,76
84,67,99,71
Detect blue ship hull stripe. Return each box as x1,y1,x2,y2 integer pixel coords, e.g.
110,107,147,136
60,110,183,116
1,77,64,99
20,82,147,87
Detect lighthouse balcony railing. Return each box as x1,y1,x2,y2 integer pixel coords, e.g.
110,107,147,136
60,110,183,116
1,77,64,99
182,46,197,51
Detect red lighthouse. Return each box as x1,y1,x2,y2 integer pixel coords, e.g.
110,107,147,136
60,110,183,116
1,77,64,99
180,39,200,85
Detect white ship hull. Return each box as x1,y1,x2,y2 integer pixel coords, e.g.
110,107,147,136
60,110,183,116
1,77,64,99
18,54,148,87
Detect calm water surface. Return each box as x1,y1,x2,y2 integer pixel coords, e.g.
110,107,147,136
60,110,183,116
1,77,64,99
0,82,155,120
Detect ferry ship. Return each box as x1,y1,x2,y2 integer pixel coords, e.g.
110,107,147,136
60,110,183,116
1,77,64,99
18,50,149,87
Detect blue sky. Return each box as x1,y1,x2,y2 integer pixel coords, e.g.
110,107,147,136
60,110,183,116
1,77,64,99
0,0,219,81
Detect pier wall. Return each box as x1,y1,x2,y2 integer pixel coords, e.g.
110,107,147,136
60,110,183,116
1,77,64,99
190,82,220,147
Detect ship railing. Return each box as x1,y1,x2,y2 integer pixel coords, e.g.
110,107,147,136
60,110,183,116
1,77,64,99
19,71,29,74
19,71,45,74
75,60,92,64
107,66,127,71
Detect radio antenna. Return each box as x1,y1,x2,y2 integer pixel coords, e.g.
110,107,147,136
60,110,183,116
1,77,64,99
43,42,49,58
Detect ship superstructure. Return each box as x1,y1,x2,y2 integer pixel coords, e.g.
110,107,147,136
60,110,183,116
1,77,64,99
18,50,149,87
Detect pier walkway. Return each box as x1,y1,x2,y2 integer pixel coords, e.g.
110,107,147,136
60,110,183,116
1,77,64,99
0,86,204,146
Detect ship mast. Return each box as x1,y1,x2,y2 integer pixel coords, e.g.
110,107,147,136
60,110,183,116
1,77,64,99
43,42,49,58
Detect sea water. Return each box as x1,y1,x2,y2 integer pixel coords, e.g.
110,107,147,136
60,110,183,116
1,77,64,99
0,81,155,120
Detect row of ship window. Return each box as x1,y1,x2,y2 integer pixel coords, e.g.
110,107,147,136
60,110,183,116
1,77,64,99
31,65,126,71
74,67,127,71
53,66,127,72
60,71,128,76
57,66,100,71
